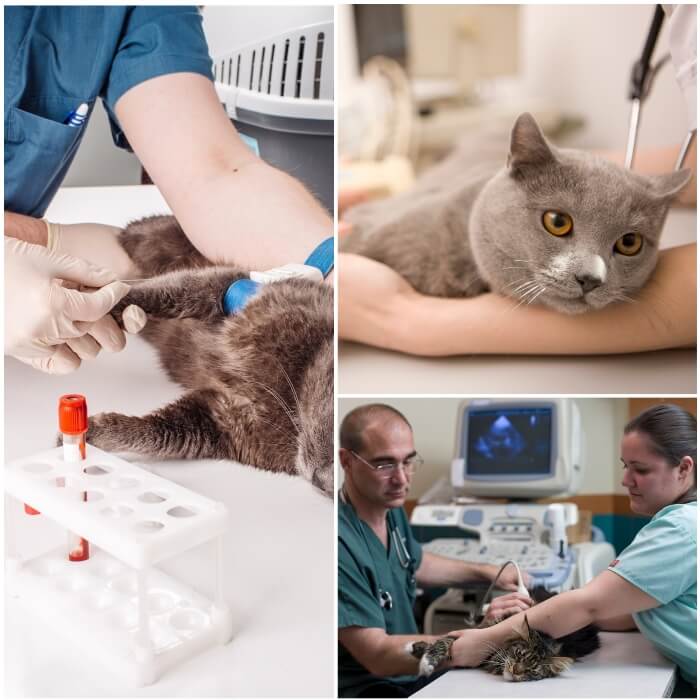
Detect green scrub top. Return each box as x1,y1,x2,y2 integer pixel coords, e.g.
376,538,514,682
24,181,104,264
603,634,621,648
338,499,424,697
608,502,697,683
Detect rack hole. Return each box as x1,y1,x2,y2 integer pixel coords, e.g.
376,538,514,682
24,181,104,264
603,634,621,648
134,520,164,534
101,505,134,518
170,609,209,632
22,462,52,474
138,491,167,504
166,506,197,518
84,465,111,476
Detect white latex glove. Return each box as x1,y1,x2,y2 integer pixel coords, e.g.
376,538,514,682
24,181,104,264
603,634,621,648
5,237,130,374
45,220,137,279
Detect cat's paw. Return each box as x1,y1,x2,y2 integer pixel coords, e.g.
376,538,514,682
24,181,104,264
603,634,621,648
406,641,428,659
86,412,131,452
418,657,436,677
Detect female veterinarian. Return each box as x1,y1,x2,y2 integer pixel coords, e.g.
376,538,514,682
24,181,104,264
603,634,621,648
4,6,330,374
449,404,697,697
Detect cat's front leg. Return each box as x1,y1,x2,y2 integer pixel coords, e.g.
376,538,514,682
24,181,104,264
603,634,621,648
86,391,229,459
112,267,248,326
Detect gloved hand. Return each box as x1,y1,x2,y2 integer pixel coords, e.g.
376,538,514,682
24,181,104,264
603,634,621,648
45,220,136,279
5,237,133,374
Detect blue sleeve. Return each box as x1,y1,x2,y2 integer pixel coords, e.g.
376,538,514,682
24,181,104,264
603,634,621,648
608,511,697,604
102,6,213,149
338,539,385,631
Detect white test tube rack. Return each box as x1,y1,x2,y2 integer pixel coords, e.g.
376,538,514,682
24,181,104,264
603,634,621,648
4,444,233,687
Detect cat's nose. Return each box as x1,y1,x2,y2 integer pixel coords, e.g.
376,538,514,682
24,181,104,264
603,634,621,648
575,274,603,294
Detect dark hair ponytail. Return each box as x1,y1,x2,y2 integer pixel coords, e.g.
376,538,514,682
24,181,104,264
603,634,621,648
625,404,696,503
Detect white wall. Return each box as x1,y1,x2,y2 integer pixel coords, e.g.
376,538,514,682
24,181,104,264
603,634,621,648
338,397,629,500
521,5,690,149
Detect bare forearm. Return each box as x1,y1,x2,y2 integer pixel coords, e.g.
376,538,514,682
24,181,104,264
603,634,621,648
399,244,696,356
417,552,490,588
342,633,437,677
597,614,637,631
4,212,48,245
116,73,331,270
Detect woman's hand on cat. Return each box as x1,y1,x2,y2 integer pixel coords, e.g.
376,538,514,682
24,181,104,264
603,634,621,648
445,628,492,668
483,592,534,625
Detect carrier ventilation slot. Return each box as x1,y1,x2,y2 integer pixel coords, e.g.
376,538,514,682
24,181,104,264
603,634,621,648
235,55,241,87
280,39,290,96
249,50,256,90
258,46,266,92
267,44,275,94
295,36,306,98
313,33,325,99
227,58,233,85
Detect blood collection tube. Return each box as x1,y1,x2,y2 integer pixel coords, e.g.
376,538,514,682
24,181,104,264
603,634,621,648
59,394,90,562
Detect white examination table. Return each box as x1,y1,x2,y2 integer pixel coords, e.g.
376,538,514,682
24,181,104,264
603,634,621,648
412,632,677,698
340,209,696,394
4,186,333,697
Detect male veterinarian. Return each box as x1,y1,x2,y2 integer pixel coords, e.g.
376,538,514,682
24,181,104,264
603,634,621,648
4,6,330,374
337,403,533,697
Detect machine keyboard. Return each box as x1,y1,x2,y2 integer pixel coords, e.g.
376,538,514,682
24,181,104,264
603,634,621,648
423,538,558,576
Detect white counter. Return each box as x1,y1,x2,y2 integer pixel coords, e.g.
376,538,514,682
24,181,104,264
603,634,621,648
4,185,333,697
412,631,676,698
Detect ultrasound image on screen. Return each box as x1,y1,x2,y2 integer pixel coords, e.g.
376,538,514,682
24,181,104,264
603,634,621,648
467,408,552,476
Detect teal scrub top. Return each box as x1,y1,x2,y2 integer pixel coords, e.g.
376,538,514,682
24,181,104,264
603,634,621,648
4,6,213,217
608,501,697,683
338,500,424,697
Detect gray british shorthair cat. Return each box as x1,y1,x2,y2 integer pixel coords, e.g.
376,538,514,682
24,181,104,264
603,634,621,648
83,216,333,497
342,113,690,313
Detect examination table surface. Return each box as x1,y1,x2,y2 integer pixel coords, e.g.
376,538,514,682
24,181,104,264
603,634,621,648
412,631,676,697
4,186,333,697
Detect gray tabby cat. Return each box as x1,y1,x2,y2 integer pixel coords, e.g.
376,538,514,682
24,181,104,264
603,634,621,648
342,113,690,313
83,216,333,497
407,588,600,682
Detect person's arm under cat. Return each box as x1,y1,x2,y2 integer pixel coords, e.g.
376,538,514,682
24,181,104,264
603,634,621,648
595,613,638,631
114,73,332,272
447,570,657,668
339,243,695,355
339,626,439,677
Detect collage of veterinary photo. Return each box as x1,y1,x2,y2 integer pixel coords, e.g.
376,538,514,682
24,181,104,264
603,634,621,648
3,4,697,700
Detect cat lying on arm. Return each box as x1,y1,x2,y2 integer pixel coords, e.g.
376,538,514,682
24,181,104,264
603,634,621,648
406,587,600,682
83,216,333,498
342,113,690,314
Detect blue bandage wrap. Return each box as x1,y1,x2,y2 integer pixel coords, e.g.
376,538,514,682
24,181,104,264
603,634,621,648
222,237,334,315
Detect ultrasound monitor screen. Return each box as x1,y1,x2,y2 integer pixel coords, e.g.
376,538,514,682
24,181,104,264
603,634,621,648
466,407,553,476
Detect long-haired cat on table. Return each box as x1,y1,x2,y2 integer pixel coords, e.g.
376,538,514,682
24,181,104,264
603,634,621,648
83,216,333,497
342,113,690,313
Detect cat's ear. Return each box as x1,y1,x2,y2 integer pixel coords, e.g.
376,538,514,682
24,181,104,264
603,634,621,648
645,168,693,201
507,113,556,172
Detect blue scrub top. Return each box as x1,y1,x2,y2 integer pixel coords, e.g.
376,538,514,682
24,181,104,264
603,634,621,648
4,6,213,217
608,502,697,684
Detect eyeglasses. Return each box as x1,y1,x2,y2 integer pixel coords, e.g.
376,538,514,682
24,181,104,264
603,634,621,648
350,451,424,478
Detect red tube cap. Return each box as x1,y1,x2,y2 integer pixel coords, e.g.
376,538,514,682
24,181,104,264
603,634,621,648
58,395,88,434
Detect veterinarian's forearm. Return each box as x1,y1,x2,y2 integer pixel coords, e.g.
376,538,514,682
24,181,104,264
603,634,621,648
417,551,491,588
116,73,331,271
401,244,696,356
4,212,48,245
340,628,438,677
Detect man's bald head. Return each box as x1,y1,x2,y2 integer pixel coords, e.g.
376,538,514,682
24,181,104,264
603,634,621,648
340,404,412,454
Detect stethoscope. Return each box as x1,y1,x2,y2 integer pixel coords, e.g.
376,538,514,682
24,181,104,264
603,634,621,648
340,487,415,612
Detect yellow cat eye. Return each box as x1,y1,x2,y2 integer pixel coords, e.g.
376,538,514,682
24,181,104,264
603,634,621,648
614,233,643,256
542,211,573,236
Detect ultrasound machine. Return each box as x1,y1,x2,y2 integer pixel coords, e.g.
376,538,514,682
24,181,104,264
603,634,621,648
410,399,615,635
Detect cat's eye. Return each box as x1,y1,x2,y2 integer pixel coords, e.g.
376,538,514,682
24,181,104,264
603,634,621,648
614,233,643,256
542,211,573,236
